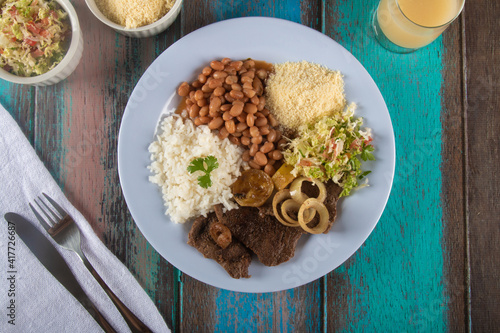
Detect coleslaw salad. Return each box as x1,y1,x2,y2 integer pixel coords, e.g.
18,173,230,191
0,0,70,76
284,103,374,197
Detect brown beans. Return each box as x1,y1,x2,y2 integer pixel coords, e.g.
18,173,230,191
254,152,268,166
189,104,200,118
255,117,267,127
213,86,225,96
248,160,261,170
277,138,287,150
213,71,228,80
229,135,240,145
236,122,248,132
250,143,259,156
208,78,223,89
177,57,284,176
249,126,260,137
208,117,223,130
236,114,246,123
241,76,253,84
246,113,255,127
240,136,251,146
225,119,236,134
198,74,207,84
268,114,279,127
244,103,257,114
251,135,262,145
256,68,268,80
230,61,243,71
194,90,204,101
242,150,251,162
223,111,233,121
199,116,211,124
249,143,259,156
219,127,229,139
224,92,235,103
210,60,224,71
269,150,283,160
259,125,270,136
178,82,190,96
230,89,244,99
264,164,275,176
253,77,263,95
209,97,221,114
243,88,256,98
201,84,213,93
267,129,277,142
230,103,243,117
198,106,208,117
226,75,238,85
202,66,212,76
260,142,274,154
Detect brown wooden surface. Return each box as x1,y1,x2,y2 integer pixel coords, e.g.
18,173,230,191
441,10,467,333
1,0,499,331
464,0,500,331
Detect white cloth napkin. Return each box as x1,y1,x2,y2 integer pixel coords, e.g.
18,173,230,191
0,104,170,333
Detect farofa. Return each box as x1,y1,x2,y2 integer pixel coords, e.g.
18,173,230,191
265,61,346,130
95,0,175,29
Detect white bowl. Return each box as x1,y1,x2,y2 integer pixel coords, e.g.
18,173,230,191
85,0,183,38
0,0,83,86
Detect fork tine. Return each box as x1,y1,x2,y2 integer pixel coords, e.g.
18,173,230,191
29,202,52,231
42,193,68,217
35,197,60,224
38,196,62,221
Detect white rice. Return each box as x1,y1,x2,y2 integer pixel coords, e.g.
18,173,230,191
148,115,245,223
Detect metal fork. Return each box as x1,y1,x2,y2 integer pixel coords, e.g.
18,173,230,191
30,193,152,333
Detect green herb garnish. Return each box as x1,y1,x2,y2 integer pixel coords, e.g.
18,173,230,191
187,155,219,189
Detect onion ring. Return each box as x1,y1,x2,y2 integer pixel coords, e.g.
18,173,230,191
272,189,300,227
290,177,327,204
281,199,315,225
298,198,330,234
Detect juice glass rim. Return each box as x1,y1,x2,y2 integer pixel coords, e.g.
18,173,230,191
395,0,466,29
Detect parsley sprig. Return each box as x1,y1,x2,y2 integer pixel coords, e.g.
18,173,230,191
187,156,219,189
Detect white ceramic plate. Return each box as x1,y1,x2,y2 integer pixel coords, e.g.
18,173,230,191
118,17,395,293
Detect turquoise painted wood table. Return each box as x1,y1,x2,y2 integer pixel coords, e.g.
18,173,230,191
1,0,499,331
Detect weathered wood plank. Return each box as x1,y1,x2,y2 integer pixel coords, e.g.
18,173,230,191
441,13,467,333
0,83,35,144
463,0,500,330
325,0,450,330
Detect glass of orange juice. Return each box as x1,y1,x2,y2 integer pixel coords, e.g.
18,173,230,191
372,0,465,53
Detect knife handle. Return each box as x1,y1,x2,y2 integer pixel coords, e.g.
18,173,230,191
84,300,117,333
80,253,153,333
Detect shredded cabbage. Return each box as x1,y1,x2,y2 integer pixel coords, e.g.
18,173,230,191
0,0,70,76
283,103,375,197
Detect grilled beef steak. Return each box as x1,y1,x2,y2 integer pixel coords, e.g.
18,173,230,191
187,214,252,279
216,205,304,266
321,181,343,233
